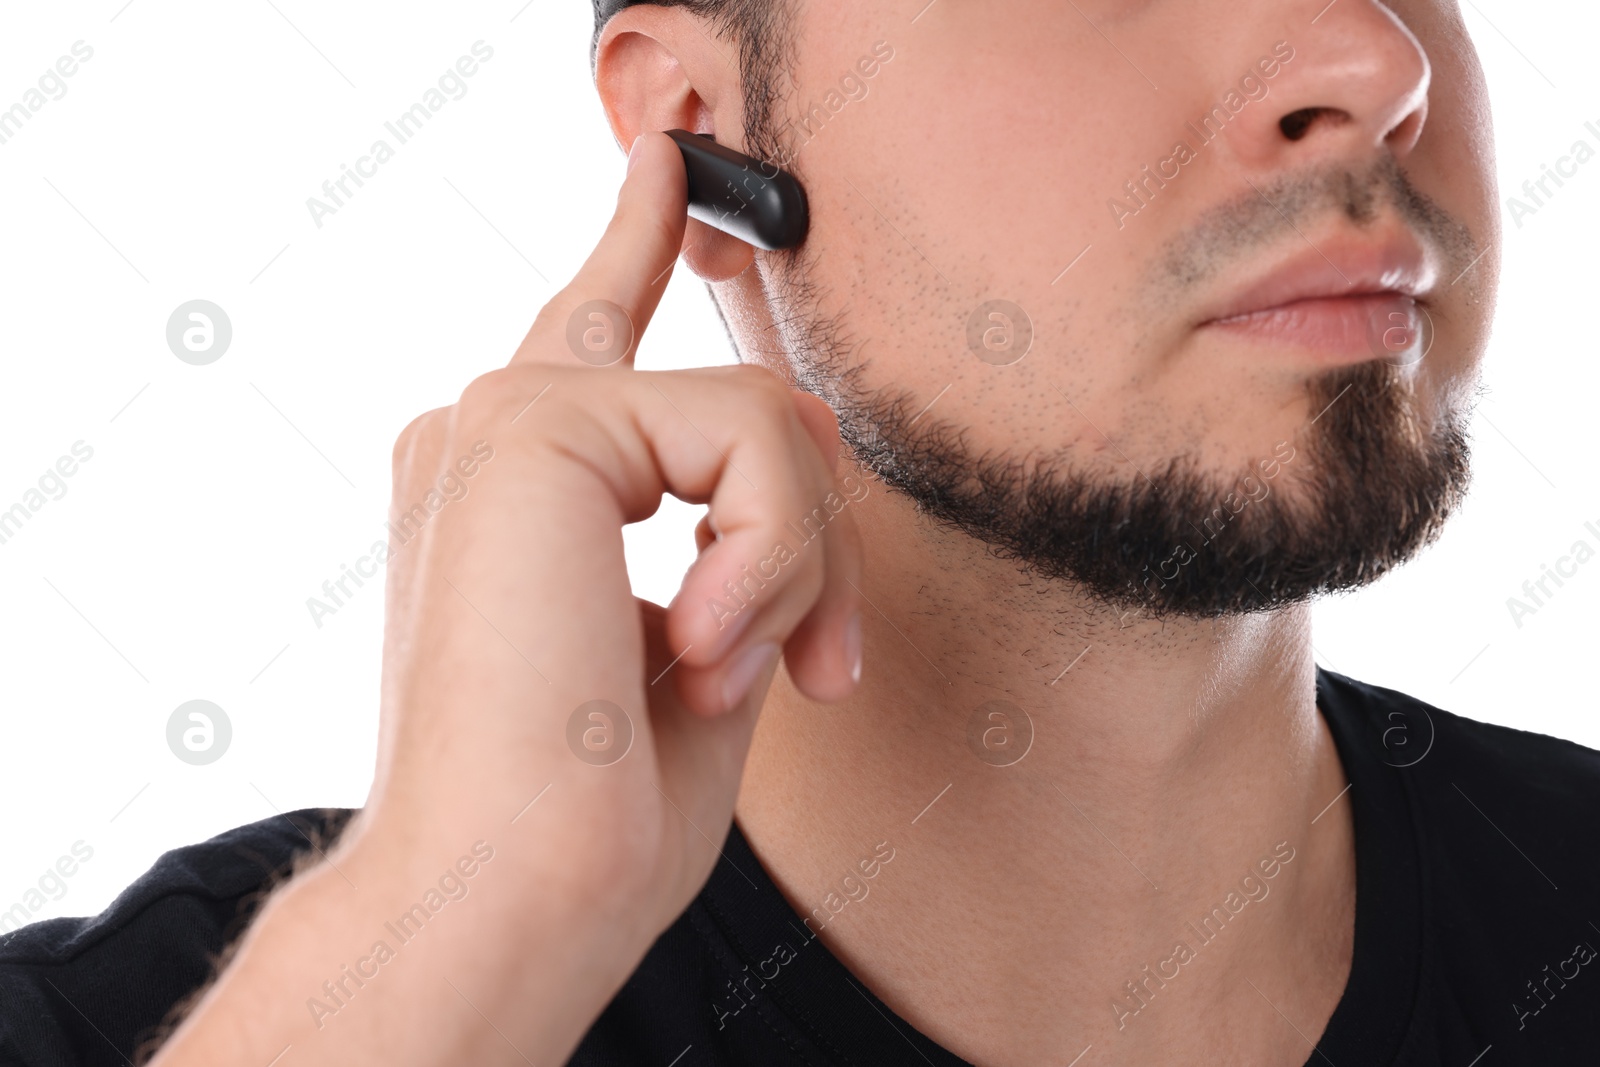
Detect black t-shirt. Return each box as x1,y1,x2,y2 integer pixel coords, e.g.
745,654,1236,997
3,668,1598,1065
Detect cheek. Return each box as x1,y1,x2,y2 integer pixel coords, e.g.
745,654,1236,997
796,7,1172,345
1406,4,1500,296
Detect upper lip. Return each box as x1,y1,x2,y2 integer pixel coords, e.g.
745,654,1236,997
1197,228,1438,326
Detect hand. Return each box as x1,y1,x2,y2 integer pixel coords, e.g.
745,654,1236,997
365,127,864,939
149,131,863,1066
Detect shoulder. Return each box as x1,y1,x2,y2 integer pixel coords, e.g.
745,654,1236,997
1321,666,1600,942
1318,667,1600,812
1,807,354,963
1319,671,1600,1049
0,807,355,1066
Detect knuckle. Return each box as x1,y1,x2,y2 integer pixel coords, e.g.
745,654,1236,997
392,407,447,480
729,365,795,427
457,365,564,429
796,545,828,600
829,511,865,580
456,367,516,417
729,360,782,391
524,298,578,356
529,300,563,337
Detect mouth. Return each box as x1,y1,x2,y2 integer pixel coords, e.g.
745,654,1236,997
1195,229,1438,364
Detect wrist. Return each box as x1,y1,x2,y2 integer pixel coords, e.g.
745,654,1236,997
334,806,667,964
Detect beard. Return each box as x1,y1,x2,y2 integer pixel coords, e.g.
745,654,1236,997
751,158,1480,621
803,354,1471,619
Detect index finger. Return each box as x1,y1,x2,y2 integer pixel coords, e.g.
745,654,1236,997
513,131,690,368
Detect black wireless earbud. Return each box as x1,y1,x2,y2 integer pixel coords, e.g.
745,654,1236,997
664,129,809,251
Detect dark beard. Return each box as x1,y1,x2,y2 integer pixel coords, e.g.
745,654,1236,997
750,158,1480,620
812,356,1471,619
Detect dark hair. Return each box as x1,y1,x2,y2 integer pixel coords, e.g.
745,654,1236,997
589,0,796,165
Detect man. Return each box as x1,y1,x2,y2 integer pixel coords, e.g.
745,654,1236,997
2,0,1596,1064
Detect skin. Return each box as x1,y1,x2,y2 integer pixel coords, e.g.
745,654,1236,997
147,1,1499,1065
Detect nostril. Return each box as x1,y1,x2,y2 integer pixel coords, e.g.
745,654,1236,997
1386,105,1427,155
1280,107,1326,141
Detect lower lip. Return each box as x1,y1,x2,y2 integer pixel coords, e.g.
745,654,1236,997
1202,293,1425,363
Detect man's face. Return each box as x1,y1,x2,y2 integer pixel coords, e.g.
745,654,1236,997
734,0,1499,618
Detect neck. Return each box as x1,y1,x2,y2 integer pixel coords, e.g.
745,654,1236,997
734,468,1356,1064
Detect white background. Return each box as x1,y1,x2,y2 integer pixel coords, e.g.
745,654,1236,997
0,0,1595,924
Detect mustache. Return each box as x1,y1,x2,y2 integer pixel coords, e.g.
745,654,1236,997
1151,156,1481,295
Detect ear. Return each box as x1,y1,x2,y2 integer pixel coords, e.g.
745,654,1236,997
595,7,757,283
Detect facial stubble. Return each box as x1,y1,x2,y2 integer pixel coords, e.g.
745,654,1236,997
748,162,1478,620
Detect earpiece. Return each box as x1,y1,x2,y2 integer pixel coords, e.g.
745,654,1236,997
665,129,809,251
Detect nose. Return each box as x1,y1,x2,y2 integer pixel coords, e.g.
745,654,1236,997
1225,1,1431,170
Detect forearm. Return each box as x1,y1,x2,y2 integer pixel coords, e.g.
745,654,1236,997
147,838,651,1067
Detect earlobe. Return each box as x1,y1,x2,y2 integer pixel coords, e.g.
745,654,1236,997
682,221,756,282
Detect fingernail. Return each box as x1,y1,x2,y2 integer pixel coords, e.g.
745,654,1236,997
722,642,780,712
844,612,862,685
626,135,644,175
